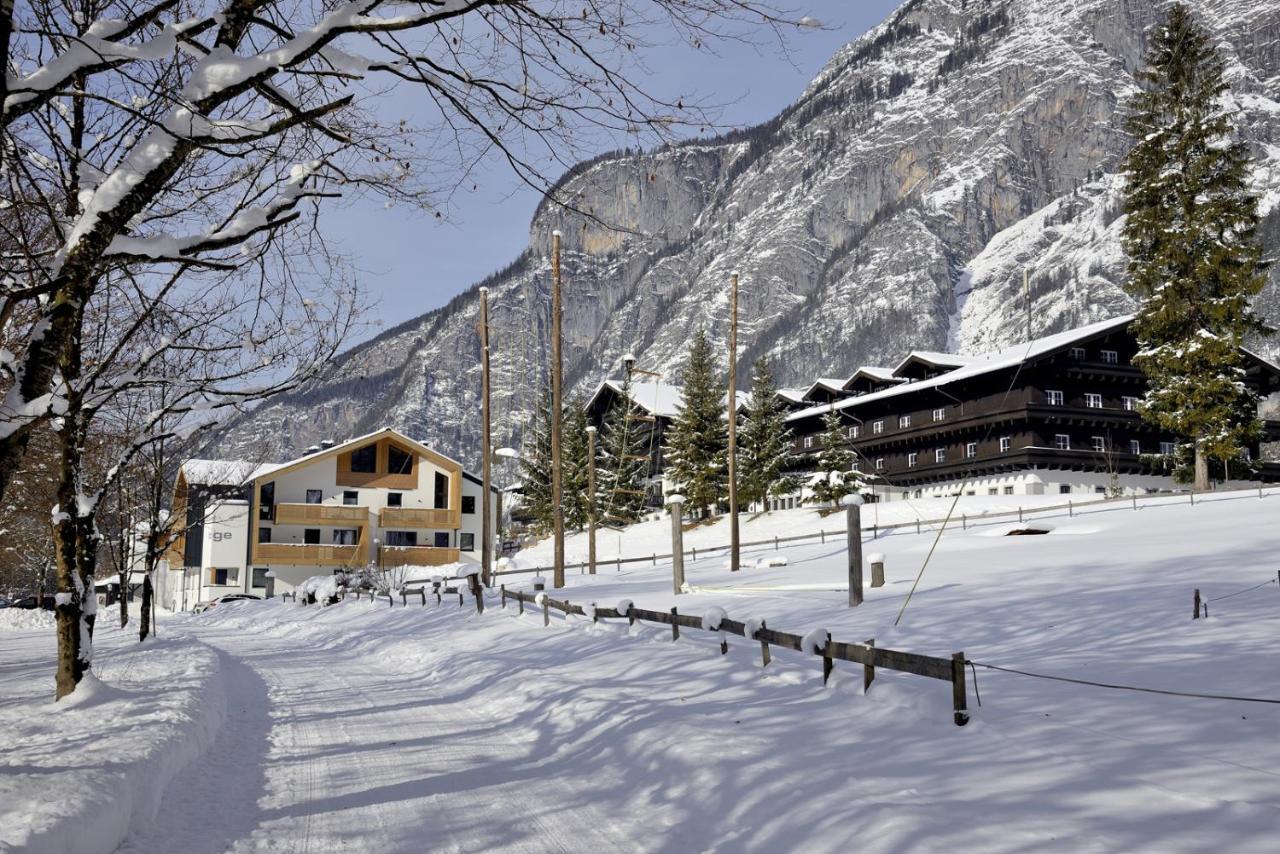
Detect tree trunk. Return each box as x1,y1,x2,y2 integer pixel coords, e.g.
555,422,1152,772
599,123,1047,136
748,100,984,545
53,519,84,700
139,572,153,642
1194,441,1210,492
119,571,129,627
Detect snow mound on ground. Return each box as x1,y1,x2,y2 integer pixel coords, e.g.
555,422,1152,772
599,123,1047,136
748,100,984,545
701,607,726,632
298,574,341,602
756,555,788,567
0,608,56,631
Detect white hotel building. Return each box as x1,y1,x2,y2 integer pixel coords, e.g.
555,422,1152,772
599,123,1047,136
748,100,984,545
160,428,498,608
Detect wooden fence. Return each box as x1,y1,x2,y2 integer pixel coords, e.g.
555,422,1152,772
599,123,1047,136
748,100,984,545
499,586,970,726
493,483,1280,579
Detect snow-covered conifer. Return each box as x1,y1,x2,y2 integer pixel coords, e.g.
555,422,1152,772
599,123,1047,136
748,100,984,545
663,329,727,519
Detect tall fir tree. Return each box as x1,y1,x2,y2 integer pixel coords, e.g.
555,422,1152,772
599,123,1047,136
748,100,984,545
663,329,728,519
1121,2,1271,489
597,375,650,525
561,397,592,531
808,411,861,506
739,357,802,509
518,386,555,534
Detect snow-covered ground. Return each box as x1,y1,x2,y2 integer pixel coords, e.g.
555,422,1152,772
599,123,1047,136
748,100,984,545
3,488,1278,852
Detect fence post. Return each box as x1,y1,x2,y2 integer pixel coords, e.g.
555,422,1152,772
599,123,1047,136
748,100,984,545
1202,600,1208,619
1069,500,1073,518
1193,588,1201,619
1190,491,1195,506
670,606,679,641
401,591,406,607
543,597,550,626
469,574,483,614
844,494,864,607
916,518,921,534
1132,494,1137,511
458,589,463,608
518,593,525,616
421,588,426,606
822,639,834,685
668,494,686,595
863,639,875,693
952,652,969,726
774,535,779,550
591,602,598,624
627,604,635,627
821,530,825,544
1018,506,1023,523
388,594,393,608
962,514,966,531
693,546,697,562
501,585,507,609
436,589,442,605
759,619,771,667
869,554,885,588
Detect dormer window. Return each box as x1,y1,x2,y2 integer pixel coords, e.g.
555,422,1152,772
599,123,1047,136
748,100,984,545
351,445,377,473
388,445,414,475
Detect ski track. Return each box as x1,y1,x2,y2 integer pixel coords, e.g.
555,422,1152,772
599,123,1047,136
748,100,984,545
116,619,631,853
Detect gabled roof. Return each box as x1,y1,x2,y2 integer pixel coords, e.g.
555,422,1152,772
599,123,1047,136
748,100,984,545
786,315,1135,423
180,459,259,487
245,427,463,484
890,350,981,378
587,379,747,418
841,367,903,388
775,388,807,404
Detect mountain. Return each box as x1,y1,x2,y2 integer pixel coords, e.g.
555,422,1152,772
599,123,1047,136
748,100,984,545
206,0,1280,469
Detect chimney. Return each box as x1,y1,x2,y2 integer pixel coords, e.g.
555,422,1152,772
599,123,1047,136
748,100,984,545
304,444,321,456
320,439,335,449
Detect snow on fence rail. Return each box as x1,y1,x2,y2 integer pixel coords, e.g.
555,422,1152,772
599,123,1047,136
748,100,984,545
498,587,971,726
493,483,1280,578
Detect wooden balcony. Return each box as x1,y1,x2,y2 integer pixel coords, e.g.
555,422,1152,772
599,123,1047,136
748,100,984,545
273,503,370,525
378,506,459,529
379,546,460,567
253,542,365,566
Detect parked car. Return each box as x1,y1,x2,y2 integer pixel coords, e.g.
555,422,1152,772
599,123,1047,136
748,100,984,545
193,593,262,614
8,594,56,610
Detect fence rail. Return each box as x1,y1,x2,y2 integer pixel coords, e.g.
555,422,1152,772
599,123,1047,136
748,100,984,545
494,483,1280,579
500,587,969,725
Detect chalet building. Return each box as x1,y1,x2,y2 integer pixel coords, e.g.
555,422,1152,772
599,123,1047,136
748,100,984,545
159,428,499,608
783,316,1280,501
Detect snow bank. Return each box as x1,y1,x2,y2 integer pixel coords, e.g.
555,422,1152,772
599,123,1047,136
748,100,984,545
0,624,223,854
0,608,55,631
298,574,342,602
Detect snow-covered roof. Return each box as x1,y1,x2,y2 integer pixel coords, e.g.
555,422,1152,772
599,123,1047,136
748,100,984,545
786,315,1135,423
890,350,981,377
181,459,259,487
587,380,747,418
244,427,464,483
842,367,902,386
776,388,807,404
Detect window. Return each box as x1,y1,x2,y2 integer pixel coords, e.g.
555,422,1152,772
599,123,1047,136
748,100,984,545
966,442,977,459
1046,390,1064,406
988,488,999,496
899,415,912,429
1160,441,1176,456
803,435,815,449
873,420,884,434
850,462,861,473
875,458,885,471
388,445,413,475
933,408,946,422
342,490,359,506
259,481,275,520
433,532,450,548
462,495,476,514
1059,484,1072,494
848,425,861,439
1085,393,1103,408
1070,347,1087,360
252,568,270,588
304,528,320,545
999,436,1011,453
333,529,358,545
351,444,377,473
209,567,239,586
1129,439,1141,455
434,472,449,509
385,530,417,547
1092,436,1106,453
1100,350,1118,364
908,452,918,467
305,489,323,504
1095,486,1107,494
387,492,403,508
460,533,475,552
935,448,947,464
1122,396,1140,412
258,527,272,544
1055,434,1071,450
1004,486,1015,495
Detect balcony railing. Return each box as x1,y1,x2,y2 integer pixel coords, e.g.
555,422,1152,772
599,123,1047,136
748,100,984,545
253,542,364,566
379,545,460,567
378,506,459,529
273,503,370,525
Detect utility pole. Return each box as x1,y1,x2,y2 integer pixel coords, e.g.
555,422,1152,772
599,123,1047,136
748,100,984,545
727,271,741,572
551,230,565,589
479,286,493,587
586,425,597,575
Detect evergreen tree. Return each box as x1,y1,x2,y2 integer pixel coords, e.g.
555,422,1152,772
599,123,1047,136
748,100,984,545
808,411,861,506
518,386,555,534
663,329,727,519
597,375,650,525
1121,3,1271,489
518,389,590,533
739,357,802,509
561,398,591,531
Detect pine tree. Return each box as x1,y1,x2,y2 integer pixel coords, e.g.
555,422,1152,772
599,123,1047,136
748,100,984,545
663,329,727,519
561,398,591,531
739,357,802,509
808,411,861,506
597,375,650,525
518,387,555,534
1121,3,1271,490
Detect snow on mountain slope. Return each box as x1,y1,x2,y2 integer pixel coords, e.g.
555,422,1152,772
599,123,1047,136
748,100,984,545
206,0,1280,469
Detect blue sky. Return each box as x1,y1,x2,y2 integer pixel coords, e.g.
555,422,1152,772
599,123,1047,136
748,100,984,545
330,1,902,343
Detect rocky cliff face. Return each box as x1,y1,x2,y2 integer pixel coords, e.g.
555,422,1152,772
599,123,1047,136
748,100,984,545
207,0,1280,469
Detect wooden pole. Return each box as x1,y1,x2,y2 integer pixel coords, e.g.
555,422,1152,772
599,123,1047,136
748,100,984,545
863,639,876,693
670,606,679,641
845,494,864,607
586,426,597,575
551,230,565,589
759,618,771,667
1193,588,1201,619
479,287,494,588
668,494,686,595
952,652,970,726
728,271,741,573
